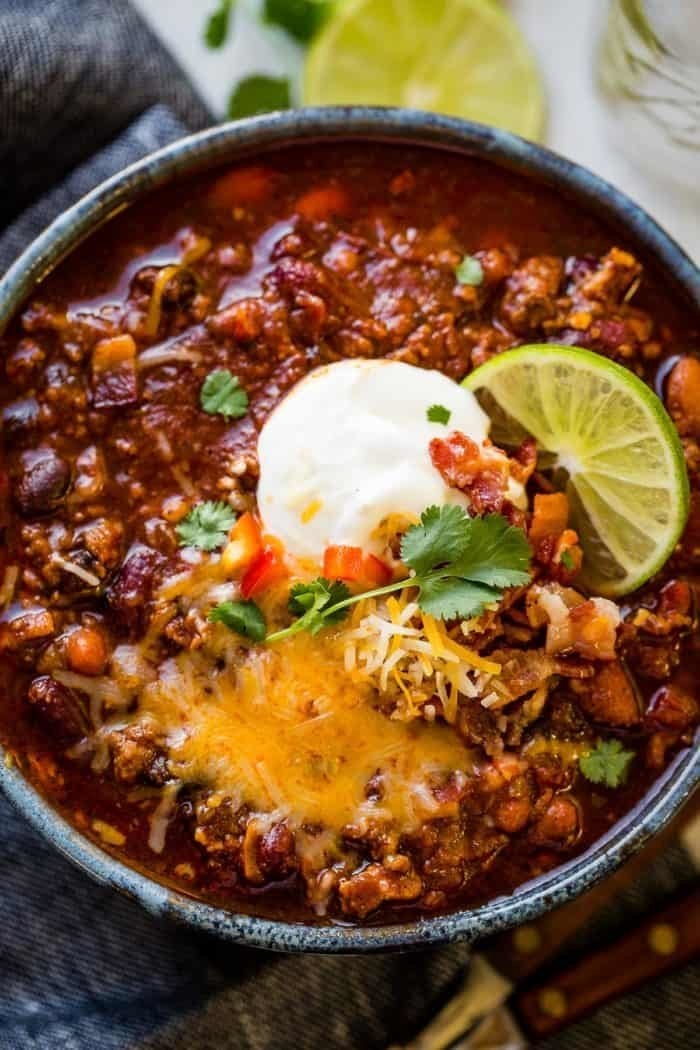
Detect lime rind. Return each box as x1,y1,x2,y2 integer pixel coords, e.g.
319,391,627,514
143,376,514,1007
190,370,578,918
463,344,690,597
303,0,545,142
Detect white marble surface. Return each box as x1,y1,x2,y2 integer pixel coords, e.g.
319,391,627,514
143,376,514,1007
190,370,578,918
133,0,699,261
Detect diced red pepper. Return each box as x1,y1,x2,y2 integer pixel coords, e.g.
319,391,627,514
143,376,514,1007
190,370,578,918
221,512,264,574
322,546,392,587
323,545,364,581
241,546,288,598
362,554,392,587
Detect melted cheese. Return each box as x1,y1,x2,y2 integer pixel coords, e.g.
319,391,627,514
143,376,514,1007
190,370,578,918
136,629,471,833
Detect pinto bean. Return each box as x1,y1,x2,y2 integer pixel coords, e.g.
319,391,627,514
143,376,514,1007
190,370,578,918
667,357,700,438
14,448,71,516
494,796,532,833
66,626,108,676
529,796,580,847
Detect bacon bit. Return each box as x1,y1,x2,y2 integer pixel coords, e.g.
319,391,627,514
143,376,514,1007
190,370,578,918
511,438,538,484
430,431,510,513
295,185,350,222
566,598,620,660
632,579,693,636
535,527,583,583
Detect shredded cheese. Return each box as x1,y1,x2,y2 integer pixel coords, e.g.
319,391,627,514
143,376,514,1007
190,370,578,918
340,595,500,724
148,782,180,854
50,554,101,588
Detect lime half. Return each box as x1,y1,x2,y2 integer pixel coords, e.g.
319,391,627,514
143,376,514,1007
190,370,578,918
303,0,545,141
463,345,690,597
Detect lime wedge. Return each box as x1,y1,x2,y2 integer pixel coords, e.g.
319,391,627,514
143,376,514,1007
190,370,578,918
303,0,545,141
463,345,690,597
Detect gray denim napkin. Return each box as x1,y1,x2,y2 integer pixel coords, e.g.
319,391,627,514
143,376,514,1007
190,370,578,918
0,2,697,1048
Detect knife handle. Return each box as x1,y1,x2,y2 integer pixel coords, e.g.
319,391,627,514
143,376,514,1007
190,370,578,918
515,886,700,1039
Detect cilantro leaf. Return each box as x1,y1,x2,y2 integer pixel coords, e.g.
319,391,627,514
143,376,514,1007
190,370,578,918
204,0,234,48
176,501,236,551
448,514,532,589
455,255,484,286
579,739,635,788
228,76,291,120
418,578,501,620
200,370,249,419
400,504,471,577
263,0,331,43
427,404,451,426
209,599,266,642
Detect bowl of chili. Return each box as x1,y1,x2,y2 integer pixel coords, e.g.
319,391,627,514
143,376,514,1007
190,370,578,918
0,108,698,953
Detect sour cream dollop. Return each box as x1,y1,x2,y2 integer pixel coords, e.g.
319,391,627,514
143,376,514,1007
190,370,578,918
256,358,522,563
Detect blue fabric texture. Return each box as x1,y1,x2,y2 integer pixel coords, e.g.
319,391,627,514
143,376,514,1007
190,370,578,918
0,2,698,1047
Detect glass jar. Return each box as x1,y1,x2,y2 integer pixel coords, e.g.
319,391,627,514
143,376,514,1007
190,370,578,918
597,0,700,190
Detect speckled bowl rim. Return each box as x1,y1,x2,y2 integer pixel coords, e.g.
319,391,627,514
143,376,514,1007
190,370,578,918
0,108,698,954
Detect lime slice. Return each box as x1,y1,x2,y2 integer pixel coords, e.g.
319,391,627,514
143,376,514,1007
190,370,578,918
303,0,545,141
463,345,690,597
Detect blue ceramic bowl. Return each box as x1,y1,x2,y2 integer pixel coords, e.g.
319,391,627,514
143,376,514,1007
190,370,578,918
1,108,698,954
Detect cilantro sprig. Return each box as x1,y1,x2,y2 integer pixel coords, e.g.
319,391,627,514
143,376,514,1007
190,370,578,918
266,506,531,644
209,599,266,642
200,369,249,419
579,739,635,788
176,501,236,551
